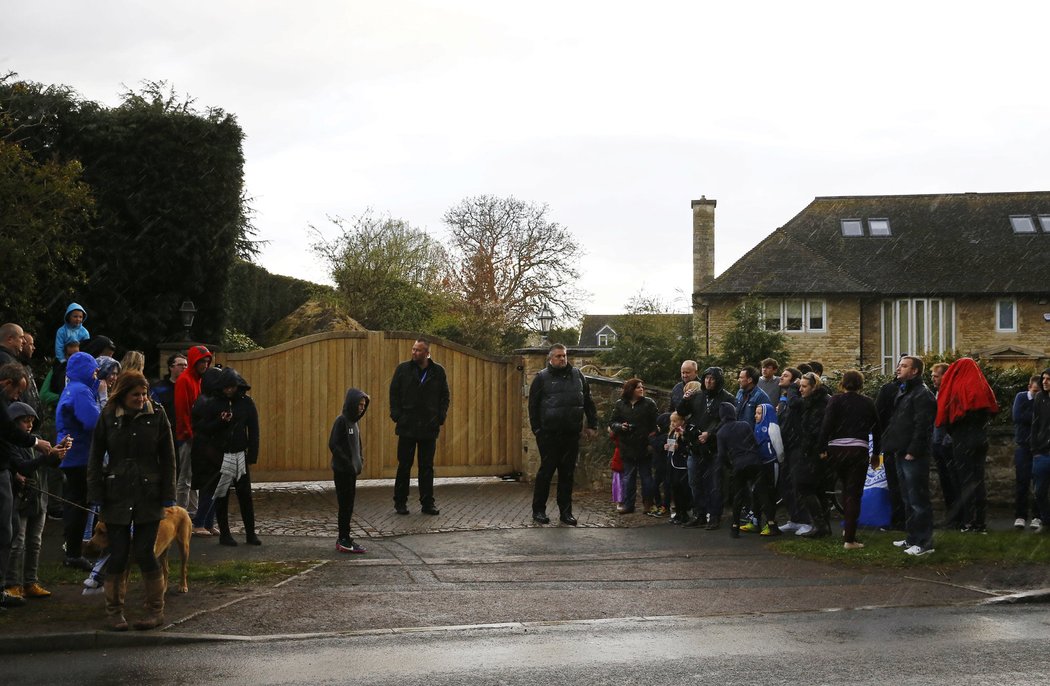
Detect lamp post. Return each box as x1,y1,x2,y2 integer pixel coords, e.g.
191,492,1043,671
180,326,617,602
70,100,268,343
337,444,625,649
179,300,197,341
537,304,555,346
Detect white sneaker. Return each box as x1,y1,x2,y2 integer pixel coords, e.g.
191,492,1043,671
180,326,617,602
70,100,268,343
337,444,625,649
1031,518,1043,530
1014,518,1027,530
795,524,814,536
903,545,934,556
780,521,802,533
892,539,908,548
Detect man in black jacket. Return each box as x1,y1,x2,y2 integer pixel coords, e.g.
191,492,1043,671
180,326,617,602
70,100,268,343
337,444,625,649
1030,369,1050,531
528,344,597,525
678,367,735,529
882,356,937,556
389,338,450,516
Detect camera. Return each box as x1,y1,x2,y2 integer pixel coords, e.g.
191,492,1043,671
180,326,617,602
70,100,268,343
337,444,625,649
681,423,702,445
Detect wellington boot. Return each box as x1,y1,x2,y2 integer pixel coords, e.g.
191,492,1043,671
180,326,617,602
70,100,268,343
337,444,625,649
133,569,166,630
104,577,128,631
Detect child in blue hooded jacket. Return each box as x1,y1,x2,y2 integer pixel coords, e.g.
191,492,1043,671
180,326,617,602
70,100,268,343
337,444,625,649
55,352,101,570
54,303,90,362
717,402,779,538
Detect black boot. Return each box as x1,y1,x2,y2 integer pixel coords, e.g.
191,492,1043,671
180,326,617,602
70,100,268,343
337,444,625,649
236,477,261,545
216,497,238,546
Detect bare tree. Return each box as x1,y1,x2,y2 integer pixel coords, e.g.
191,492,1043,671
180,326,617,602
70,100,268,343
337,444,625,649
442,195,585,331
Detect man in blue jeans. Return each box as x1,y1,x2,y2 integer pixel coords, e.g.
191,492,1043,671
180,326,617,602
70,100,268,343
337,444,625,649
1029,369,1050,532
881,355,937,556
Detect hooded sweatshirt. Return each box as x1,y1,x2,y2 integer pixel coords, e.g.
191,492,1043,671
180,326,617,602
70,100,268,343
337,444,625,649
174,345,212,441
754,403,784,464
56,352,100,468
330,388,370,474
54,302,90,361
716,402,764,471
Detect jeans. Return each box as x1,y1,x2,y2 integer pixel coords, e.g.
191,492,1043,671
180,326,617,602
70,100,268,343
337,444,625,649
6,503,46,586
932,438,959,524
729,464,774,527
176,440,199,516
893,451,934,548
394,436,437,508
532,431,579,516
881,451,907,529
1015,444,1034,520
1032,454,1050,523
620,449,655,510
688,451,723,519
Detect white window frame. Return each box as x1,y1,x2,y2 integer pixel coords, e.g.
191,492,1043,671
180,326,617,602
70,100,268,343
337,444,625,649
996,298,1017,332
868,218,892,236
841,219,864,237
597,333,610,346
762,299,827,334
1039,215,1050,233
880,298,956,373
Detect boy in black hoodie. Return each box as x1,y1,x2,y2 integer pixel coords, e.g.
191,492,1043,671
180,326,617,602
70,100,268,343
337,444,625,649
330,388,370,553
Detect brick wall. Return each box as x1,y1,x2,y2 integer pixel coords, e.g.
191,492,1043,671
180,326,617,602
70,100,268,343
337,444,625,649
956,296,1050,360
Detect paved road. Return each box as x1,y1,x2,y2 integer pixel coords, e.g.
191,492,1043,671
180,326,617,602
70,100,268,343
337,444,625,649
9,605,1050,684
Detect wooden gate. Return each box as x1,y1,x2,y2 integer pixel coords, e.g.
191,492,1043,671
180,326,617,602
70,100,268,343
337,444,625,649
214,331,524,481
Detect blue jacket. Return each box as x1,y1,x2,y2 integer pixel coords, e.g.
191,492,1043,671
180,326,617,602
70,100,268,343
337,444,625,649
56,352,100,468
54,302,90,361
735,386,771,426
1013,390,1035,447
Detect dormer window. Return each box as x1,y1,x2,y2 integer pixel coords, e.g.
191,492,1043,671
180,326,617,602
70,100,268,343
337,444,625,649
868,218,891,236
1011,215,1037,233
841,219,863,236
841,218,891,236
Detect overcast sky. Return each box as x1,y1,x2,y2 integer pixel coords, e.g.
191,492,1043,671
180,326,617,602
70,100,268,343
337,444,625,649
6,1,1050,322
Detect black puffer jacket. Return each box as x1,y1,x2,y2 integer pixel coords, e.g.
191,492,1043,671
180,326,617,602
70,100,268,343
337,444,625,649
191,367,260,490
799,385,830,462
528,363,598,435
389,359,450,439
87,400,176,526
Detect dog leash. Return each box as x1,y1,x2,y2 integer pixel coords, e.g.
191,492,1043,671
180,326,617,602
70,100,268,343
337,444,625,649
20,482,97,515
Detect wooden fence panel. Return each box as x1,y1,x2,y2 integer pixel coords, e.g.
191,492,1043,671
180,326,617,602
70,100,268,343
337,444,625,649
214,332,523,481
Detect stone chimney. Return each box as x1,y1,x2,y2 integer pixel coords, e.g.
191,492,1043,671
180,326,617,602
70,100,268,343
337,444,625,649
691,196,716,294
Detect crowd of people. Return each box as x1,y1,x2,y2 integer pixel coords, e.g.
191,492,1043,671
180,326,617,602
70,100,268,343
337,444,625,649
0,304,261,628
592,354,1049,556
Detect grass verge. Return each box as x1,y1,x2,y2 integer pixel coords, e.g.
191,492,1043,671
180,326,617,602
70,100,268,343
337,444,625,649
768,529,1050,568
36,560,318,586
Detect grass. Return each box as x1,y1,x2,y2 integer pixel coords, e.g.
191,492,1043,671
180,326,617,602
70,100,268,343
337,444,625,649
769,529,1050,568
36,559,318,586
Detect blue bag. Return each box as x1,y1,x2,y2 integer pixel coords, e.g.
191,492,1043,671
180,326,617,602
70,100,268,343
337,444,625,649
857,460,891,528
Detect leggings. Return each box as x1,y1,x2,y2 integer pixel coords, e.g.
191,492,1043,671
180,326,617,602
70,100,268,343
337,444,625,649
105,520,160,575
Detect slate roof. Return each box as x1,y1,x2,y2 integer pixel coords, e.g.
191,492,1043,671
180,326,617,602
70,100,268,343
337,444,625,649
577,314,692,347
699,191,1050,296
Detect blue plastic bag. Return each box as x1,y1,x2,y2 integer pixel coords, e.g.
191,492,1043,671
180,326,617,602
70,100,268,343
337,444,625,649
857,460,891,528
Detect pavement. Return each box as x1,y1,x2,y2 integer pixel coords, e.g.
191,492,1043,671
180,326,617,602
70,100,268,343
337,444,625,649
3,477,1049,654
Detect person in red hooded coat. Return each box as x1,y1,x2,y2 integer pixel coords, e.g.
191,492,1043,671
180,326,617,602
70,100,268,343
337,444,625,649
173,345,211,516
935,358,999,533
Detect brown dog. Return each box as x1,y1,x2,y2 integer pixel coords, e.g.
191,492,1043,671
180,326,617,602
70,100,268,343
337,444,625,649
84,506,192,594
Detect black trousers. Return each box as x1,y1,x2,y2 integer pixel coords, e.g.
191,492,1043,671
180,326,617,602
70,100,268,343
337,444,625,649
61,466,88,558
949,425,988,528
729,464,775,527
105,520,160,575
216,473,256,537
532,432,579,516
394,436,437,508
825,446,869,543
333,469,357,539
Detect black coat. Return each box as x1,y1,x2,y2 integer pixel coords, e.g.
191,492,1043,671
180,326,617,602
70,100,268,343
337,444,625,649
87,401,176,526
610,396,659,460
881,377,937,458
191,368,260,490
389,359,450,440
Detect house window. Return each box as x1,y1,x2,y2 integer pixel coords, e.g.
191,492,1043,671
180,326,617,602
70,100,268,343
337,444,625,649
868,218,891,236
841,219,864,237
996,298,1017,332
881,298,956,373
1039,215,1050,233
597,333,610,346
763,299,826,333
1011,215,1036,233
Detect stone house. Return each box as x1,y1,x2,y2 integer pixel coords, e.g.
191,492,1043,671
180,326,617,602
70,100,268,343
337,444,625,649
692,192,1050,374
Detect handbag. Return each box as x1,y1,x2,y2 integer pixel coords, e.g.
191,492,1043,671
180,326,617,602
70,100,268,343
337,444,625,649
857,457,892,528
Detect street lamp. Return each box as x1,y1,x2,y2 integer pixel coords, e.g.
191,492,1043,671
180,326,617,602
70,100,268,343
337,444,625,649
179,300,197,341
537,304,555,346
